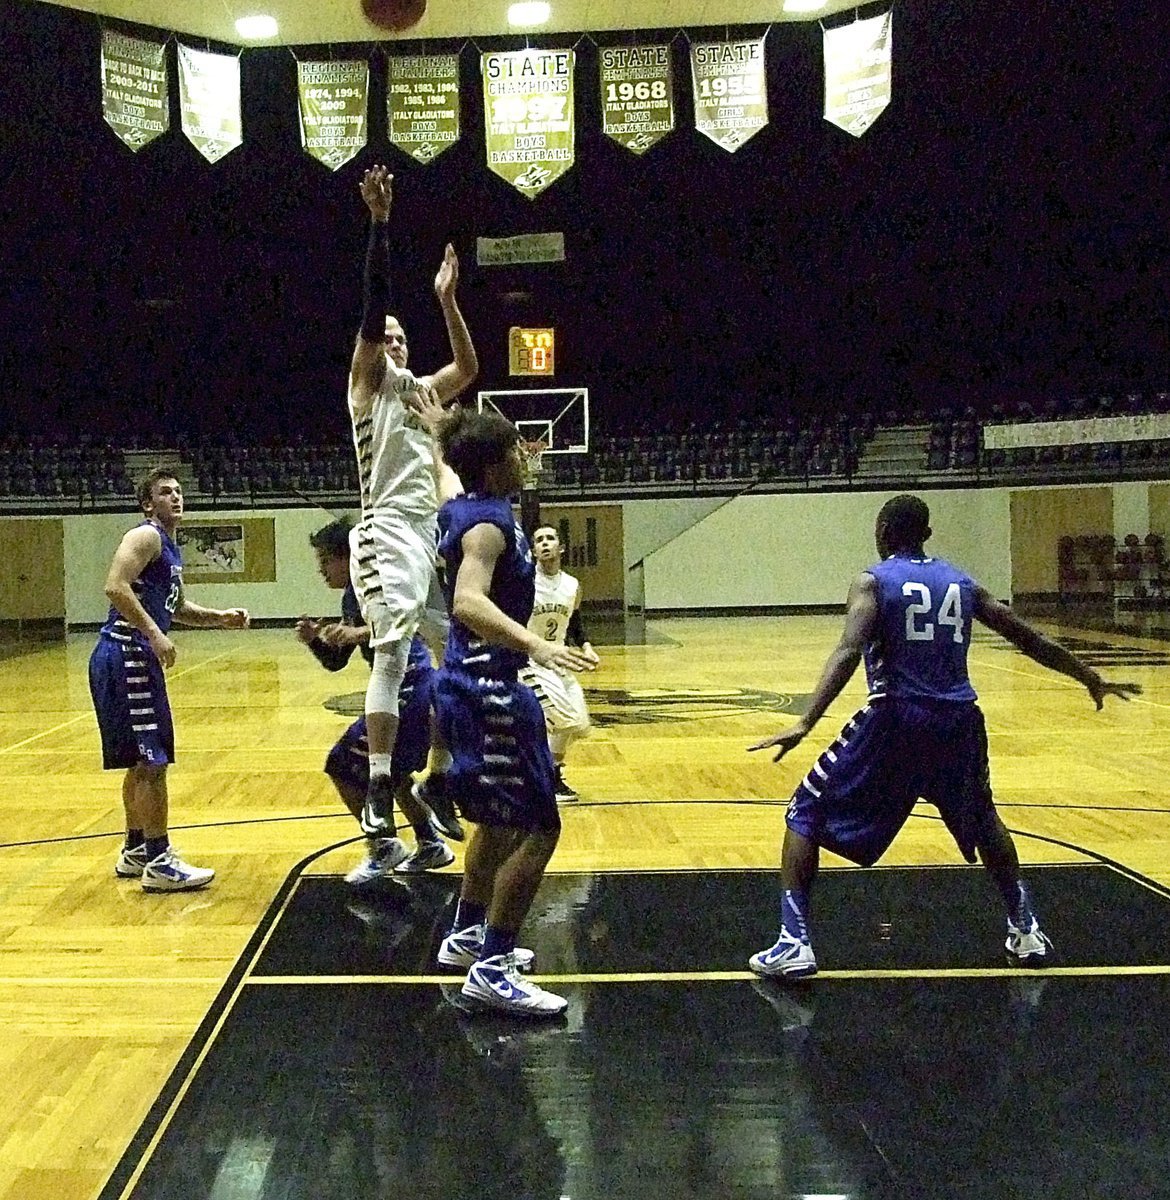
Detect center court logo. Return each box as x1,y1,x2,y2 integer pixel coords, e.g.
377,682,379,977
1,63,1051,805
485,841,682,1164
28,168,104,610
586,685,810,726
325,685,811,723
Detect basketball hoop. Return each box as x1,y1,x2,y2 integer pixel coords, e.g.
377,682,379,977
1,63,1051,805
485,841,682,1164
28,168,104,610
520,438,548,491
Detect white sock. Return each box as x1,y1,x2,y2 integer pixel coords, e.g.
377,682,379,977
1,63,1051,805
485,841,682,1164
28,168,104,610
369,753,392,779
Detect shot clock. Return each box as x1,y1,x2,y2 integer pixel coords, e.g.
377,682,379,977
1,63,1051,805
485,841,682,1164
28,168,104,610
508,327,555,376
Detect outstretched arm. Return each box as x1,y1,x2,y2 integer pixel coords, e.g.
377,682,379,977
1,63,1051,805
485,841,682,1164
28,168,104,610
173,590,250,630
419,244,478,403
749,572,879,761
350,165,393,406
973,586,1141,708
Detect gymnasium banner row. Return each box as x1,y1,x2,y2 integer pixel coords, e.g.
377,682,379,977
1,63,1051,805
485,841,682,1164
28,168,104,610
99,16,893,187
984,413,1170,451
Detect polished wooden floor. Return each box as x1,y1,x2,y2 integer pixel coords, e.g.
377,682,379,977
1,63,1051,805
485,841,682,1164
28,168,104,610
1,614,1168,1200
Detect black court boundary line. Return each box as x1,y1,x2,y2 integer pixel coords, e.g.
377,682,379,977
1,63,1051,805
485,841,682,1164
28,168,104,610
94,835,355,1200
5,794,1170,854
94,841,1170,1200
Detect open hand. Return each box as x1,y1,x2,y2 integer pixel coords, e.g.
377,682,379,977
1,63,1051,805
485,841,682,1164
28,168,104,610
1088,677,1142,710
360,165,393,222
532,642,595,674
434,243,458,302
748,721,811,763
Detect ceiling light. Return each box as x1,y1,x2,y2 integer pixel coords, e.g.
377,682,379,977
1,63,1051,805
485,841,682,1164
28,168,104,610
508,2,551,27
782,0,827,11
235,14,279,40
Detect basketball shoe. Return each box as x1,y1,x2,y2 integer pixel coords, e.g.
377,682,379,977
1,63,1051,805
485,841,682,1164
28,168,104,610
749,928,818,979
461,953,567,1018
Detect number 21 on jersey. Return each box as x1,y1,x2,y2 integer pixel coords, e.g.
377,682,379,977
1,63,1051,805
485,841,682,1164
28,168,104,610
902,581,963,643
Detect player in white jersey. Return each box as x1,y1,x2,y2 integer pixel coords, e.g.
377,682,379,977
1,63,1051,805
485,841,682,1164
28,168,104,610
520,525,600,801
349,165,478,836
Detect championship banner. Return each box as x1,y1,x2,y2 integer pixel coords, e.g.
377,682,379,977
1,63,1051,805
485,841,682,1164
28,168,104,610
823,10,893,137
297,60,368,170
600,44,674,155
482,49,575,199
100,31,169,152
388,55,460,163
690,38,768,153
177,45,242,164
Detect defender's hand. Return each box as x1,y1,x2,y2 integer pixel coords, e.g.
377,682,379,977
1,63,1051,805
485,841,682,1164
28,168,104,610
749,721,811,763
1087,676,1142,710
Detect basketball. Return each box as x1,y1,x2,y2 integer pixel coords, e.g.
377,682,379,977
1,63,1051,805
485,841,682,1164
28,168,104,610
361,0,426,32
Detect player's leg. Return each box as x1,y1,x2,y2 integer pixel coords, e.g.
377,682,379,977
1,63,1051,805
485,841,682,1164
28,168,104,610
135,764,215,893
456,684,566,1017
930,704,1053,966
521,663,588,801
325,716,409,885
751,704,911,978
353,516,435,834
390,671,454,873
90,636,210,891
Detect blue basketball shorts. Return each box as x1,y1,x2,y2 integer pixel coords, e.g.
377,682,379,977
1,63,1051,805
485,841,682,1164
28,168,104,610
325,664,434,794
88,635,175,770
785,699,995,867
433,667,560,834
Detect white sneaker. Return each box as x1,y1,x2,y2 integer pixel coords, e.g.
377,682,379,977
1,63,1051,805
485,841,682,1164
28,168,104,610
115,843,148,878
749,928,818,979
437,924,535,971
394,839,455,874
461,953,568,1018
141,848,215,893
344,837,410,886
1005,917,1054,966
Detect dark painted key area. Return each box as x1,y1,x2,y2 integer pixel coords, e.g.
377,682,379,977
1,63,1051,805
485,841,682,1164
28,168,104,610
109,866,1170,1200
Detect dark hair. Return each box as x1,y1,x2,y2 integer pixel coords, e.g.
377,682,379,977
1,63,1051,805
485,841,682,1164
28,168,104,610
438,408,519,493
309,518,353,559
877,494,931,549
136,468,179,512
533,524,560,542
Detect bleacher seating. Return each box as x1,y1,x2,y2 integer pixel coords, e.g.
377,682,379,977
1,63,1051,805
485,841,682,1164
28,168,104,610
6,390,1170,509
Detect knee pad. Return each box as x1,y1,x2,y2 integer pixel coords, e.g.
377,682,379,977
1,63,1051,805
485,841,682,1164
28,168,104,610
365,639,410,716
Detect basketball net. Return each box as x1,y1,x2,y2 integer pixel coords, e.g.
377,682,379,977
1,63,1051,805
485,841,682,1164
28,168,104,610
520,439,548,491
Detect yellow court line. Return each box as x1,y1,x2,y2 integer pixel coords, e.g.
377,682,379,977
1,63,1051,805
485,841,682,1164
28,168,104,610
974,654,1170,712
111,873,305,1200
245,963,1170,985
0,649,239,756
0,977,228,987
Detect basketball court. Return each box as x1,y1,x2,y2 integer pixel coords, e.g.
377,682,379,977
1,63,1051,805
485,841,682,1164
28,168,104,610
1,613,1168,1199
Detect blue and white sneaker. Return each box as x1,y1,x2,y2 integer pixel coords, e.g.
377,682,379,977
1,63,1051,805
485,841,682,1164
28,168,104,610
461,953,567,1018
141,848,215,893
115,843,148,879
749,928,818,979
1005,916,1054,966
411,776,464,842
359,776,394,837
394,839,455,874
345,837,410,886
437,924,535,971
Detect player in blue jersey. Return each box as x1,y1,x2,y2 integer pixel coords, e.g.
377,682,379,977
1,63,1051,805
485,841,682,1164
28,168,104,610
296,518,459,884
429,408,594,1018
748,494,1140,978
89,470,250,892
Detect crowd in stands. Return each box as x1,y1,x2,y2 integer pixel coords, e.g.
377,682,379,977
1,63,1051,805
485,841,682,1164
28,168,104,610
0,434,135,500
3,391,1170,504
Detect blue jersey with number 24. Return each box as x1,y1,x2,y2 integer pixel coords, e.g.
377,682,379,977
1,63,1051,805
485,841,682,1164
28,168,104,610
863,554,978,702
